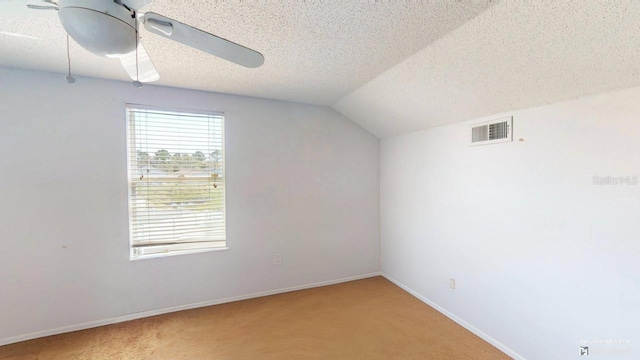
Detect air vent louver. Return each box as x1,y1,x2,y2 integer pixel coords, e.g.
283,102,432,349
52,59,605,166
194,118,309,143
470,117,513,146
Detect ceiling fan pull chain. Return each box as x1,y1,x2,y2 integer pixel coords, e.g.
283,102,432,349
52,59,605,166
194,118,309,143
133,17,143,88
65,34,75,84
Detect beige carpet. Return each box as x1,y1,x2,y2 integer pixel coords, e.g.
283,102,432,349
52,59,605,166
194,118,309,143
0,277,511,360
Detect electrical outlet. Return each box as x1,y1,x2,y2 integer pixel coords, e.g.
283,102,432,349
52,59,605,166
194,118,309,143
449,278,456,290
273,253,282,265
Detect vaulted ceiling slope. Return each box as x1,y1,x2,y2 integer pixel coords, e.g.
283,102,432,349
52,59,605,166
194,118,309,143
0,0,491,106
334,1,640,138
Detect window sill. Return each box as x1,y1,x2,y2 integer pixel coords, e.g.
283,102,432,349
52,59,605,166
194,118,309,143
129,246,229,261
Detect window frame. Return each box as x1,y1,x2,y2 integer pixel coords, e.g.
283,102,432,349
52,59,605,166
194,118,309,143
125,103,229,260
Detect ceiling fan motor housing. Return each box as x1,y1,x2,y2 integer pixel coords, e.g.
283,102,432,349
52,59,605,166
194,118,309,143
58,0,137,58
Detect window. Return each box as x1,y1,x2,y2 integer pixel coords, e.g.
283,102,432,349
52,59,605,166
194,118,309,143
126,105,226,259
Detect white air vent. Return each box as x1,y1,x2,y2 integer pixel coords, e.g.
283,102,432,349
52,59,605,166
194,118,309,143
470,116,513,146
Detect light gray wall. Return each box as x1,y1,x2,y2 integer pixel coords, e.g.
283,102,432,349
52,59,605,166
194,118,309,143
0,68,380,342
380,87,640,360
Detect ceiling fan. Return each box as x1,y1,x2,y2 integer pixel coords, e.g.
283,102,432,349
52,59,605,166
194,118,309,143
7,0,264,84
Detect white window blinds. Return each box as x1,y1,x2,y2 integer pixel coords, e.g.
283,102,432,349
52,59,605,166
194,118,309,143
126,106,226,258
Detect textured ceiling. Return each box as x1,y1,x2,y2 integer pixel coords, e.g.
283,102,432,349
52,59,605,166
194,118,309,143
0,0,491,106
334,1,640,138
4,1,639,139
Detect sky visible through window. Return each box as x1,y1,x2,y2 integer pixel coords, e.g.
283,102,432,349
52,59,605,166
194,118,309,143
132,109,223,162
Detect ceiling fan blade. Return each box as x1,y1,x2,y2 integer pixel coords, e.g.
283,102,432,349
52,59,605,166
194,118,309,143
26,5,57,10
119,42,160,83
122,0,153,11
1,0,57,17
142,12,264,68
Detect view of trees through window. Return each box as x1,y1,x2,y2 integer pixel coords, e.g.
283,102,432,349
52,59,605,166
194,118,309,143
134,149,224,212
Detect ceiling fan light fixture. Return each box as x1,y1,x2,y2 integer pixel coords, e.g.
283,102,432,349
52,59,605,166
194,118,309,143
58,0,137,57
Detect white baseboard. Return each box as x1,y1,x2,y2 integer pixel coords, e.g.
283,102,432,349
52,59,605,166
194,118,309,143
381,273,526,360
0,272,381,347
